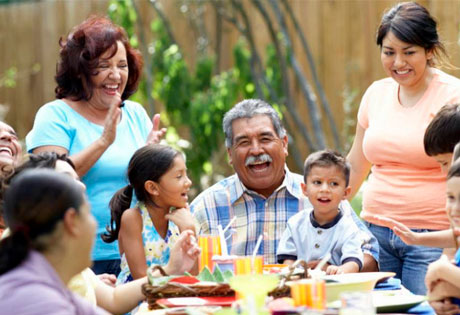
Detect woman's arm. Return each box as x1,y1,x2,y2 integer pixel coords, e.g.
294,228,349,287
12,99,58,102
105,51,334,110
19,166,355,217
94,230,200,314
346,124,372,199
33,100,121,177
95,277,147,315
119,209,148,280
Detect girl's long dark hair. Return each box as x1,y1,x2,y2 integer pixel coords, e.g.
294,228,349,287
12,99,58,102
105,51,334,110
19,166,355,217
0,169,84,275
102,144,180,243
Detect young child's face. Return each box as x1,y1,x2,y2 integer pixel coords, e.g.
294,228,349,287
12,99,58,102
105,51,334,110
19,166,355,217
446,176,460,230
433,153,453,174
302,165,351,221
152,155,192,209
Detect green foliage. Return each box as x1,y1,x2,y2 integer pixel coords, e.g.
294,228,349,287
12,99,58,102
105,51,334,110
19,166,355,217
0,67,18,88
351,192,363,216
107,0,287,188
107,1,138,47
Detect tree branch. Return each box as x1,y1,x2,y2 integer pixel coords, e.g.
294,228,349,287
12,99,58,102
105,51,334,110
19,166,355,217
281,0,341,150
132,0,155,115
149,0,177,45
252,0,315,152
212,1,223,74
268,0,326,149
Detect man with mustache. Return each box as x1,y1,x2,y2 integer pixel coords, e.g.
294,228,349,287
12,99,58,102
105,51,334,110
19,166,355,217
191,99,378,270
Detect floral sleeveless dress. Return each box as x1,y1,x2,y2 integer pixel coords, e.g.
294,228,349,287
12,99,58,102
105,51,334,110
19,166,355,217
116,202,180,284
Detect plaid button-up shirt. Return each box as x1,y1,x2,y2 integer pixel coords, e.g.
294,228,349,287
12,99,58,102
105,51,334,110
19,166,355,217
191,167,378,264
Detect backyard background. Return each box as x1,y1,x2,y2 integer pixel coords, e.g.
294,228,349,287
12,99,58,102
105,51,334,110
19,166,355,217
1,0,460,200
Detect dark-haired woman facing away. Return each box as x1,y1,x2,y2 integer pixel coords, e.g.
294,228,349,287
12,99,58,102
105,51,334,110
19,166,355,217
0,152,200,314
347,2,460,294
26,16,166,276
0,169,107,314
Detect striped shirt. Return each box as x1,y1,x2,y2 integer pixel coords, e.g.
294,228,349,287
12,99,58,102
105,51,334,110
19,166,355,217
191,167,378,264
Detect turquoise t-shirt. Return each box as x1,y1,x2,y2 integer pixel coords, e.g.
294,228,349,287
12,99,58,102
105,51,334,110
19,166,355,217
26,99,152,261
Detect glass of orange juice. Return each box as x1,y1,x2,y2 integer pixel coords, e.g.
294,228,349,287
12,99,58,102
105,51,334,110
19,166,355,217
233,255,264,275
289,278,326,309
198,234,221,272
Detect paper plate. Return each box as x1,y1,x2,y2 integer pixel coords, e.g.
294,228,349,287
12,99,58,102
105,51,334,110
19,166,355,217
328,290,426,313
373,291,426,313
156,296,236,308
323,272,396,302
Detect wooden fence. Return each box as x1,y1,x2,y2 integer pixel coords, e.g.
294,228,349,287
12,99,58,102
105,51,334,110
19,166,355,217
1,0,460,152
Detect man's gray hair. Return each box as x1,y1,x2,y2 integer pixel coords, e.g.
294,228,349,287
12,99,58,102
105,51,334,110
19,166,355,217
223,99,286,148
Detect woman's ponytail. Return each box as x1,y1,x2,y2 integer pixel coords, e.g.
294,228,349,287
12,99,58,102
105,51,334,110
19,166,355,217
0,229,30,275
102,185,133,243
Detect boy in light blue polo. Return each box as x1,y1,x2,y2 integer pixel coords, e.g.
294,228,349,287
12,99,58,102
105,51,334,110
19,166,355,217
277,150,364,274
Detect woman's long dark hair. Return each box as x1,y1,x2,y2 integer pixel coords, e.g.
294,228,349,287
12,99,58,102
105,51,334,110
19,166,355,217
102,144,180,243
0,169,85,275
376,2,448,67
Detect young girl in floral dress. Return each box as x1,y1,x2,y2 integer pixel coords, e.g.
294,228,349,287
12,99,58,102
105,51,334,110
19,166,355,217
103,144,196,284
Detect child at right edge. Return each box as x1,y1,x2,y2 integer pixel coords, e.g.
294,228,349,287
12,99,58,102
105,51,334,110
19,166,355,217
424,157,460,313
277,150,364,275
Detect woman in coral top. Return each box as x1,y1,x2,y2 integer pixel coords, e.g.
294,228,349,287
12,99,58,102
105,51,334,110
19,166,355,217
347,2,460,295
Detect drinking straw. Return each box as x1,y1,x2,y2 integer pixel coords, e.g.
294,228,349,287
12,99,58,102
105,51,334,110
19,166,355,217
217,224,228,256
223,216,237,234
251,234,264,273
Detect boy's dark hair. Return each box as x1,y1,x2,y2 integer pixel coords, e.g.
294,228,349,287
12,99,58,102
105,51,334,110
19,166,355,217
424,104,460,156
303,150,350,186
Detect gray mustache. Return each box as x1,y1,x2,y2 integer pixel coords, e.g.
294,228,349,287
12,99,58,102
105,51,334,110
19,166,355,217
245,154,272,166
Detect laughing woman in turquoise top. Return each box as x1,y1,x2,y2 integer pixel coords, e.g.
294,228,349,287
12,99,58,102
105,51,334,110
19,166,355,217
26,16,166,276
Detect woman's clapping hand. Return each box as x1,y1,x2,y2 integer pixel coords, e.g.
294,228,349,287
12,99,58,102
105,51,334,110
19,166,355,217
146,114,167,145
100,94,122,147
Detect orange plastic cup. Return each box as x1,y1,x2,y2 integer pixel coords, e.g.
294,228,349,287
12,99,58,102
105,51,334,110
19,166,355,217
198,234,222,272
289,279,326,309
233,256,264,275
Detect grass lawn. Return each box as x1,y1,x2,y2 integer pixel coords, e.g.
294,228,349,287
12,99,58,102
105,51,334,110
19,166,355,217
351,192,363,217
